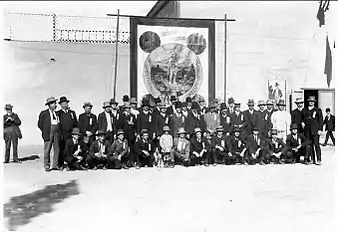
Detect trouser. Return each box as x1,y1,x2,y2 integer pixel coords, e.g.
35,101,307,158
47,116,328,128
173,150,190,167
87,156,108,169
305,133,321,163
277,131,287,142
138,153,155,167
59,132,71,167
65,156,87,170
224,153,239,165
280,151,294,164
4,129,19,162
257,150,271,164
292,145,311,163
190,151,212,166
213,149,227,164
324,131,335,145
106,131,114,145
107,152,131,169
44,125,60,169
243,152,258,165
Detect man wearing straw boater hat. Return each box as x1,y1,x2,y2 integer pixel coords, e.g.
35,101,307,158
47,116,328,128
291,97,305,134
78,102,98,146
38,97,62,172
4,104,22,163
271,99,291,142
57,96,78,169
64,127,87,170
302,96,323,165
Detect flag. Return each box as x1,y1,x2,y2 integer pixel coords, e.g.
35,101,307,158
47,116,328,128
317,4,325,27
324,35,332,87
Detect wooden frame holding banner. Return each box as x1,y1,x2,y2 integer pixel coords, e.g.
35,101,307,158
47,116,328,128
130,17,215,105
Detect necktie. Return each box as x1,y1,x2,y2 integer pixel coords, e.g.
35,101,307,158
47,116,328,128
52,112,56,120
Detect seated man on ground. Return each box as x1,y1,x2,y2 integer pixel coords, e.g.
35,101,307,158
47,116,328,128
245,127,269,165
264,129,288,164
212,126,229,165
159,125,174,167
171,127,190,167
286,123,311,165
88,130,109,170
227,125,247,165
64,128,87,170
107,129,130,169
134,129,156,167
190,127,211,166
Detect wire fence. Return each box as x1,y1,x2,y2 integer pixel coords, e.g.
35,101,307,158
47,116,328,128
4,12,131,44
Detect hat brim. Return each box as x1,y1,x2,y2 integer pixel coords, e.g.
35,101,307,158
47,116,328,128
178,131,186,134
83,105,93,108
117,132,125,136
45,100,57,106
307,99,316,102
59,100,70,104
96,133,106,136
71,132,82,136
295,101,304,104
103,105,112,108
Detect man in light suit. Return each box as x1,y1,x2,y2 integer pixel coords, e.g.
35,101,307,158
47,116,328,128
38,97,62,172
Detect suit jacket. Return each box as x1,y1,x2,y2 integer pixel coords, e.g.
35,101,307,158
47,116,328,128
190,136,206,154
212,134,229,153
64,138,84,162
291,108,304,133
204,112,220,132
134,139,155,155
136,111,154,135
246,134,264,154
108,139,129,158
154,113,170,137
98,111,117,133
242,109,256,135
227,135,246,154
166,105,176,116
117,112,137,141
172,137,190,158
170,113,186,137
78,113,98,135
4,113,22,139
57,109,78,140
230,112,247,133
323,115,335,131
264,138,288,154
220,114,232,134
286,133,311,150
265,109,275,131
89,140,110,157
186,112,206,135
302,107,323,135
38,109,60,141
254,110,269,136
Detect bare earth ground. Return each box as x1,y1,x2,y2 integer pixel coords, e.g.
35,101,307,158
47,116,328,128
2,143,336,232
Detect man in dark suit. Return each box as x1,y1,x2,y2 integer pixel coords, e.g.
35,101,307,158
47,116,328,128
227,125,247,164
136,100,154,138
167,95,178,116
245,127,267,165
227,97,235,114
286,123,311,164
291,98,304,134
186,102,206,138
4,104,22,163
170,101,187,138
119,95,130,112
265,99,275,136
219,103,231,136
38,97,61,172
78,102,98,145
254,100,269,138
98,101,115,145
134,129,155,167
57,96,78,168
264,129,288,164
301,96,323,165
242,99,256,137
153,102,170,144
64,128,87,170
87,130,109,169
190,128,211,166
152,97,162,117
230,103,247,138
322,108,335,146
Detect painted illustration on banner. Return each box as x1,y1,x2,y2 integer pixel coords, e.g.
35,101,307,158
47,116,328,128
267,70,287,106
137,25,210,104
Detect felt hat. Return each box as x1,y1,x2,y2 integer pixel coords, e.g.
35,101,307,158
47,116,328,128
140,129,149,135
122,95,130,102
170,96,177,102
103,101,111,108
163,125,170,132
276,99,286,106
307,96,316,102
186,97,192,103
59,96,70,104
228,97,235,104
233,125,241,132
326,108,331,112
182,102,188,107
208,103,217,109
247,99,255,106
234,103,241,108
191,101,200,110
252,126,259,132
130,97,138,105
220,103,227,111
142,100,150,107
193,127,203,134
290,123,298,130
110,98,118,105
95,129,106,136
5,104,13,110
154,97,161,104
271,129,278,135
83,102,93,108
159,102,167,109
116,129,125,136
175,101,183,109
266,99,274,105
71,127,82,136
177,127,186,135
198,98,205,103
45,97,58,106
258,100,266,106
294,97,304,104
216,126,224,132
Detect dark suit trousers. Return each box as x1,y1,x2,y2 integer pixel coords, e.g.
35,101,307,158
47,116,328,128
66,156,86,170
59,132,71,167
4,128,19,162
44,125,60,169
292,145,311,163
87,156,108,169
305,132,322,163
324,131,335,145
139,153,155,167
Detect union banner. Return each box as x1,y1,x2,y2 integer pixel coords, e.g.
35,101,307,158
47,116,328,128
130,17,215,105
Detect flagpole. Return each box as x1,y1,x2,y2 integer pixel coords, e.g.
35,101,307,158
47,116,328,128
224,13,227,102
113,9,120,100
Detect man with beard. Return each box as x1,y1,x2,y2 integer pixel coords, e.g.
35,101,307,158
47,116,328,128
186,101,206,138
242,99,256,137
301,96,323,165
254,100,269,138
291,98,304,134
78,102,98,146
98,102,115,145
57,96,78,169
286,123,311,164
219,103,231,136
170,101,186,138
134,129,155,167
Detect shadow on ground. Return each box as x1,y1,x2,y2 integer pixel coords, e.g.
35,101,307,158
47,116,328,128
18,155,40,162
3,179,79,231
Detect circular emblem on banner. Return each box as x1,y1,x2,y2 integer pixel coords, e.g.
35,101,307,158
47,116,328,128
143,43,203,103
139,31,161,53
186,33,207,55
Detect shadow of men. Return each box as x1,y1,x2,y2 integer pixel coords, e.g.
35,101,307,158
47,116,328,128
4,179,79,231
18,155,40,162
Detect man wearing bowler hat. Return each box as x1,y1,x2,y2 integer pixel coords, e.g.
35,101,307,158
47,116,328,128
57,96,78,169
98,101,115,145
38,97,62,172
78,102,98,146
271,99,291,142
242,99,257,136
186,97,193,112
4,104,22,163
291,97,305,134
301,96,323,165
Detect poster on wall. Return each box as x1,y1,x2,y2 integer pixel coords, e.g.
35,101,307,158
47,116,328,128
130,17,215,105
267,69,287,108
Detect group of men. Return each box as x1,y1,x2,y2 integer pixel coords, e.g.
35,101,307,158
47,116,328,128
31,94,335,172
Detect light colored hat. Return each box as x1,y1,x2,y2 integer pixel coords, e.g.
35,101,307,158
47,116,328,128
130,97,138,104
216,126,224,132
159,102,167,109
71,128,82,136
103,101,111,108
116,129,125,136
247,99,255,106
45,97,58,106
294,98,304,104
177,127,186,134
266,99,274,105
258,100,266,106
83,102,93,108
193,127,203,134
276,99,286,106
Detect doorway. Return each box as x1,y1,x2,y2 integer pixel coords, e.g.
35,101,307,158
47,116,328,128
304,89,318,108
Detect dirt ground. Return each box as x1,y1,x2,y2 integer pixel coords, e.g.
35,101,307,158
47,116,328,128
2,144,336,232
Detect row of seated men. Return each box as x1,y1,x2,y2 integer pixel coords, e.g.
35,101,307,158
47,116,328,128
63,122,311,171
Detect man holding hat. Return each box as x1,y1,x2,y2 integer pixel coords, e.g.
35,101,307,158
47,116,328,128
254,100,269,138
88,130,109,169
171,127,190,167
170,101,187,138
291,97,305,134
98,101,116,145
57,96,78,169
78,102,98,146
271,99,291,142
134,129,155,167
204,102,220,135
108,129,130,169
242,99,257,137
286,123,311,164
38,97,61,171
4,104,22,163
301,96,323,165
64,128,87,170
227,125,247,165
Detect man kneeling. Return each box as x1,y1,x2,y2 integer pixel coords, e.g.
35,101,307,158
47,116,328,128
171,127,190,167
64,128,87,170
265,129,288,164
286,123,311,165
134,129,155,167
88,130,109,170
108,129,130,169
